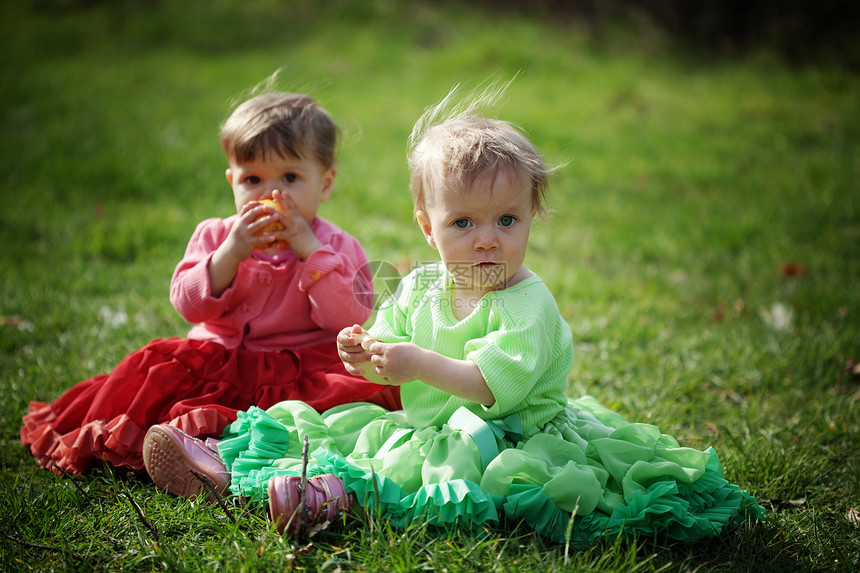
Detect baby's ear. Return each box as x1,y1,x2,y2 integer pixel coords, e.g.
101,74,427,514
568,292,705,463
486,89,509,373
320,167,336,201
225,168,234,185
415,211,436,249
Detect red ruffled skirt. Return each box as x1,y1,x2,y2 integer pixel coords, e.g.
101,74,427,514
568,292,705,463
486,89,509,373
20,337,400,475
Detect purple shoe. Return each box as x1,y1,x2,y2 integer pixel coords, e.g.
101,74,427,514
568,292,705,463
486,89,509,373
143,424,229,499
267,474,351,534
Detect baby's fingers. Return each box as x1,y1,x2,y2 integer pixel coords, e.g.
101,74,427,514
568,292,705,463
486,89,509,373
338,326,365,346
273,191,298,211
342,360,365,376
352,332,377,352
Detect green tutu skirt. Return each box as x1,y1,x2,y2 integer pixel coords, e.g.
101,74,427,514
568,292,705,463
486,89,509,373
217,397,764,544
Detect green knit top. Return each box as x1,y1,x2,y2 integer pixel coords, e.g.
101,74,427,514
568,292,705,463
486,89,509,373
369,263,574,436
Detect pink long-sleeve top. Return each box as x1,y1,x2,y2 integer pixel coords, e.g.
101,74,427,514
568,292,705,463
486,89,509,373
170,215,372,352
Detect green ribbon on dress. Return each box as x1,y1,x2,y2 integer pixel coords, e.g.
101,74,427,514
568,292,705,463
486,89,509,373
446,407,522,470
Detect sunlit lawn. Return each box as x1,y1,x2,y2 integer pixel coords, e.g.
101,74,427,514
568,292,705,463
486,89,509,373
1,1,858,571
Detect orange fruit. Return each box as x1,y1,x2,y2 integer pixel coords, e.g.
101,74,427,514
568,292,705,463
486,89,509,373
255,199,286,250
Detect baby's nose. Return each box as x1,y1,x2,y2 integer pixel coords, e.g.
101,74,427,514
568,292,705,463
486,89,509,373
474,228,499,249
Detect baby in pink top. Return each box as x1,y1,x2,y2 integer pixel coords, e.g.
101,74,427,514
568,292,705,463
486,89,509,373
172,92,370,352
21,89,400,477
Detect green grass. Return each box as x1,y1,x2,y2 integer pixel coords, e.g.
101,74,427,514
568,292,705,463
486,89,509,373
1,1,858,571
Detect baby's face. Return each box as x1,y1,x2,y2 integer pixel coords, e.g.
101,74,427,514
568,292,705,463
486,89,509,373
225,151,335,223
417,168,534,298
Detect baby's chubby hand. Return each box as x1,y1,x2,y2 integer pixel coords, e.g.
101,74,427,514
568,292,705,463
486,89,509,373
337,325,423,385
363,340,425,386
337,324,376,375
219,199,283,263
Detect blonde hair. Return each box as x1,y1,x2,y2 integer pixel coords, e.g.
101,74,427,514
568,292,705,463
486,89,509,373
408,85,552,217
220,92,338,168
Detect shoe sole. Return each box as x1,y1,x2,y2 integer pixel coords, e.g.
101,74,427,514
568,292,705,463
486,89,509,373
143,425,225,499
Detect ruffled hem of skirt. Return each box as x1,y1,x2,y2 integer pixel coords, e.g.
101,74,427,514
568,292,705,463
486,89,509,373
503,448,765,544
220,406,293,500
216,404,765,544
22,402,231,475
313,449,500,531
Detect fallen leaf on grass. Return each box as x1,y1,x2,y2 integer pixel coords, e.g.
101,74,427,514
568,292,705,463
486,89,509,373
839,361,860,404
848,507,860,526
764,498,806,510
760,302,794,333
723,389,744,405
1,315,34,332
781,262,809,277
98,306,128,328
296,542,315,555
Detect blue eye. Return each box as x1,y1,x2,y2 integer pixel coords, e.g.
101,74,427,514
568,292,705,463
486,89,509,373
499,215,516,227
454,219,471,229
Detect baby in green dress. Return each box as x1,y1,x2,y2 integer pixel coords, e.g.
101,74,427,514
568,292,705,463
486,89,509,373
337,85,572,437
